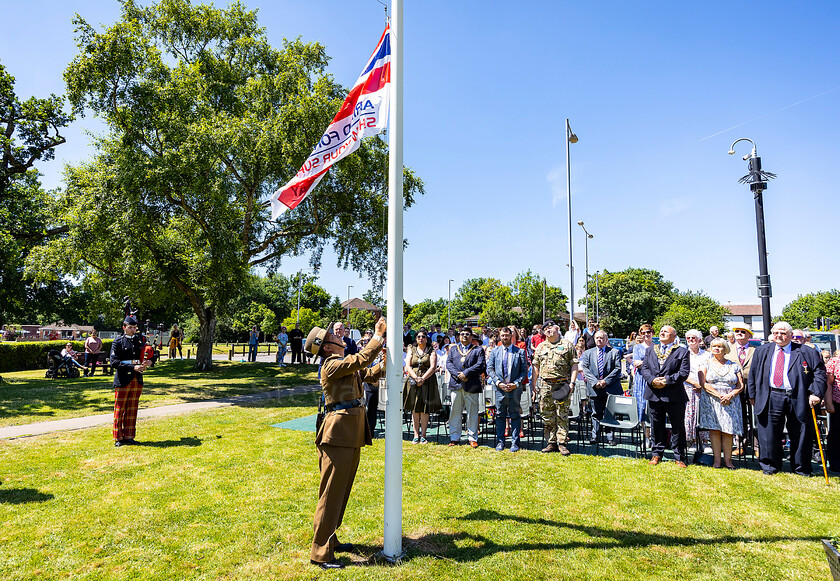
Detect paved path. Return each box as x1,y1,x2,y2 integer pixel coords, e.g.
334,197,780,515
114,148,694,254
0,384,320,440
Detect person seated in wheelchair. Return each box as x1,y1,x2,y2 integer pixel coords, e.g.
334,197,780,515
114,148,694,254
61,342,89,371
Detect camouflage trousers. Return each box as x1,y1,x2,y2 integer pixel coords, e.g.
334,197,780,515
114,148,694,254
538,379,570,444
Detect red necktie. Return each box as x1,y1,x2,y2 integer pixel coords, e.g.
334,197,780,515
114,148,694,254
739,346,746,366
772,348,785,387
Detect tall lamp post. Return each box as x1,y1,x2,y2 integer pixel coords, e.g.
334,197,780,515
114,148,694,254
542,278,546,324
295,269,314,329
577,221,593,323
346,285,353,320
729,138,776,339
566,119,578,328
448,279,455,329
595,272,600,324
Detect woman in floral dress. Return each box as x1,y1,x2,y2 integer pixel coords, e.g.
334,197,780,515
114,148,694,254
698,338,744,469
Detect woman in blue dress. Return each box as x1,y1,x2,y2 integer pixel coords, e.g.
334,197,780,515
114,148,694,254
632,324,654,439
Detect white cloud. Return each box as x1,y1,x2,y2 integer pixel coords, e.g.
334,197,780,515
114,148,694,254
546,166,566,207
660,197,689,216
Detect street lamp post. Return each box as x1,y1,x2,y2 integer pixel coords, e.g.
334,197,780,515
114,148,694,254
595,272,599,324
346,285,353,320
577,221,593,323
295,269,314,329
566,119,578,328
729,138,776,339
542,278,546,324
448,279,454,329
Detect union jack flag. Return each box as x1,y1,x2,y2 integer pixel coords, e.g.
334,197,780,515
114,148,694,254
270,26,391,219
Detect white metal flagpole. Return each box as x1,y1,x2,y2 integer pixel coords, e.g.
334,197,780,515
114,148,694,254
383,0,404,563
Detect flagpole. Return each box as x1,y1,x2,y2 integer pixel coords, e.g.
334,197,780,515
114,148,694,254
383,0,404,563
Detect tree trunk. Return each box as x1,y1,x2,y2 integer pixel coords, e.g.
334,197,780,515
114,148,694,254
194,305,216,371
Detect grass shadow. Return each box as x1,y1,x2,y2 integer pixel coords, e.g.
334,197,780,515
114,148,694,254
0,488,54,504
135,437,203,448
0,361,321,421
343,510,829,565
386,509,822,560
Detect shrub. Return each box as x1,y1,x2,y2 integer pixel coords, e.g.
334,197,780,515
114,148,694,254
0,340,114,372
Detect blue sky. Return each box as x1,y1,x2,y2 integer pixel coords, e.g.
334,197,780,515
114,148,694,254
4,1,840,319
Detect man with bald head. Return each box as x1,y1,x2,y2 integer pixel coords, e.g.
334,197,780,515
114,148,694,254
580,330,624,444
641,325,691,467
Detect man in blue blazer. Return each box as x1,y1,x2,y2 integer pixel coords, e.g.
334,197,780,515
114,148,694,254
748,321,826,475
446,328,486,447
487,326,528,452
580,330,624,445
641,325,690,467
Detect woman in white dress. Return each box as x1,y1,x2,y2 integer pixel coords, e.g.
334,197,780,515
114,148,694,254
698,338,744,469
564,320,581,345
683,329,710,458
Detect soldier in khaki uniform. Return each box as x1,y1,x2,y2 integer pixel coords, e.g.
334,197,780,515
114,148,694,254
532,320,577,455
305,317,387,570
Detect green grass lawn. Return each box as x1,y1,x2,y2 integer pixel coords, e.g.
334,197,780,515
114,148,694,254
1,368,839,580
0,360,319,427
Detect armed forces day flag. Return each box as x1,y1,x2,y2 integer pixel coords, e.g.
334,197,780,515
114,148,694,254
270,26,391,219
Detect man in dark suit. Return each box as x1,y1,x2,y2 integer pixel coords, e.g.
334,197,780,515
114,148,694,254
446,328,486,447
748,321,826,475
288,327,305,364
487,326,528,452
580,330,624,444
641,325,690,467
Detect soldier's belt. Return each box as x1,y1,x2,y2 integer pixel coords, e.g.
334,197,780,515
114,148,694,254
541,378,565,383
120,360,140,366
326,398,364,412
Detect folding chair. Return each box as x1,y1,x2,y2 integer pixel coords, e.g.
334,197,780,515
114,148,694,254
518,384,534,445
599,394,645,458
568,393,582,450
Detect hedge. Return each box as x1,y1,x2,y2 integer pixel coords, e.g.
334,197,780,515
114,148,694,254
0,340,114,373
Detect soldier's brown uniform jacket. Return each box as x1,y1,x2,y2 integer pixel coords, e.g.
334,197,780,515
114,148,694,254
318,336,385,446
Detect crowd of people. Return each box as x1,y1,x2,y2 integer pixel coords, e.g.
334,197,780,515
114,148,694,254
381,318,837,476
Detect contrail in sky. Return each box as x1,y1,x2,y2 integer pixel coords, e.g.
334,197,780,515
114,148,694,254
700,85,840,141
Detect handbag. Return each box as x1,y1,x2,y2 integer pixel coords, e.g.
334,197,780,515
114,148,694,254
551,382,571,401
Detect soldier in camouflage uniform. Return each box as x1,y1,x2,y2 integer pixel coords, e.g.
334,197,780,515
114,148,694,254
532,320,577,455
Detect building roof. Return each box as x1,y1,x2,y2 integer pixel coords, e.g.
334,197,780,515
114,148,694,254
39,321,95,332
723,304,763,316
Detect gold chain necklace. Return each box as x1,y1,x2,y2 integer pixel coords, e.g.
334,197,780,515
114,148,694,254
456,344,474,363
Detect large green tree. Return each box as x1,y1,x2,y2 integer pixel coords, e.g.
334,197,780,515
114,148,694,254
1,61,70,195
589,267,676,338
405,298,448,329
779,290,840,330
30,0,422,370
497,270,566,329
449,278,504,323
654,290,729,337
0,62,72,330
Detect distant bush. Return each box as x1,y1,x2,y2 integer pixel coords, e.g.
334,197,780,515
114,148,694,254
0,340,114,372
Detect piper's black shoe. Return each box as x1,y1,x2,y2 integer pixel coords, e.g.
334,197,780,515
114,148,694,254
311,559,344,569
114,440,126,447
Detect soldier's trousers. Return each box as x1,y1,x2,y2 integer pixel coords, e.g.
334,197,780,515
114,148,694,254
538,380,569,444
311,443,361,563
